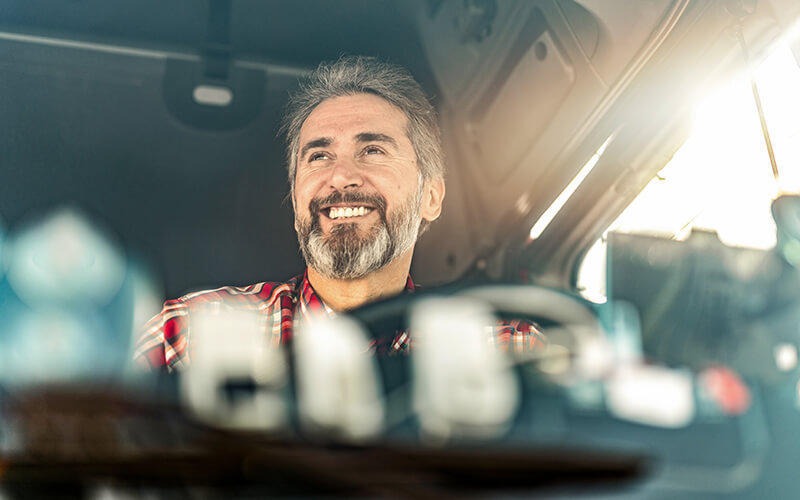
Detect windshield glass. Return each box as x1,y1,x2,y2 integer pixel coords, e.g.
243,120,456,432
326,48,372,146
579,40,800,302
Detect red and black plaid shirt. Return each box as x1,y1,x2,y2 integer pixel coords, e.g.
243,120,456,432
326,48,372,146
134,270,545,371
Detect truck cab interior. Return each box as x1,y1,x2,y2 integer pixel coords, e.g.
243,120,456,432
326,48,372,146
2,0,800,497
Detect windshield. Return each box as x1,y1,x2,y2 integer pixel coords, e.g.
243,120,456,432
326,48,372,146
579,39,800,302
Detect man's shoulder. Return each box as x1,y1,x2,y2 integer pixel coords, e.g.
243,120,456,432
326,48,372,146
134,273,305,371
172,275,303,310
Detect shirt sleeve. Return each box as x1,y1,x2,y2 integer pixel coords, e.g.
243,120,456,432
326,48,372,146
493,319,547,354
132,298,191,372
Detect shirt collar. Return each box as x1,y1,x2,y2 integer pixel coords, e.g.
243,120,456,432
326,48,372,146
297,269,333,321
296,268,416,321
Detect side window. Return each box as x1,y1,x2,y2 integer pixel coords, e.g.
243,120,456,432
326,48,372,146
577,43,800,303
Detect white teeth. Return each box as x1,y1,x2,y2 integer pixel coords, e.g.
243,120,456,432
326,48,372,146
328,206,370,219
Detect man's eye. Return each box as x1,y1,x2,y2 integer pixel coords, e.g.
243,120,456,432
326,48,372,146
308,152,329,162
362,146,384,156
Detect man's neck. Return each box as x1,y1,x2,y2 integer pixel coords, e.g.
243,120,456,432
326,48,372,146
307,249,414,312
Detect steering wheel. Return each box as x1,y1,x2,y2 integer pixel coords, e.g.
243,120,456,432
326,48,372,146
347,282,606,352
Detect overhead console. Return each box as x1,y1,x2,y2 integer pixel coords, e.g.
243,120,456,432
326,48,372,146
412,0,688,285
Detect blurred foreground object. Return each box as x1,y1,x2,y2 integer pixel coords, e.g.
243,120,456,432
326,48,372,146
411,297,518,442
295,315,385,441
181,308,288,432
0,207,159,385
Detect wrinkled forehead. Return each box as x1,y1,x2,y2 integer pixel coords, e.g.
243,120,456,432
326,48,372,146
297,93,411,147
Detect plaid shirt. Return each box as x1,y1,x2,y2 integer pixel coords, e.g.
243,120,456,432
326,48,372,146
133,270,546,372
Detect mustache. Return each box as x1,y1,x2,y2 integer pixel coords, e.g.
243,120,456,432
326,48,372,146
308,191,387,217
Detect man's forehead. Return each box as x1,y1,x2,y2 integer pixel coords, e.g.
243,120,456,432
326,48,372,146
298,94,409,139
304,133,398,148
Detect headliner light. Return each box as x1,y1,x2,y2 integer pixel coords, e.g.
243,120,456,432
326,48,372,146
529,135,615,240
193,85,233,107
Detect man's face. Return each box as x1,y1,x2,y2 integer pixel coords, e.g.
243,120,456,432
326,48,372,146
292,93,442,280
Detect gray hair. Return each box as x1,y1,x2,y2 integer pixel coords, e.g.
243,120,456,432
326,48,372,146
281,56,444,192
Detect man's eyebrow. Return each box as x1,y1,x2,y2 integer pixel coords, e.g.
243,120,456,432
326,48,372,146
355,132,397,148
300,137,332,160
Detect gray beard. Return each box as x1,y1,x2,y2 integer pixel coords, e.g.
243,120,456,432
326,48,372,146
296,183,423,280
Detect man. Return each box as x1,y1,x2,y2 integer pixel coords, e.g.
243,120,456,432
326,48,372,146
134,56,543,371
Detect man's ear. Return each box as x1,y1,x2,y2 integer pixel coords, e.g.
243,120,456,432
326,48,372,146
420,176,445,222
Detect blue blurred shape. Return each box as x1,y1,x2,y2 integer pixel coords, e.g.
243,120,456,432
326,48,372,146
0,207,145,386
4,208,126,306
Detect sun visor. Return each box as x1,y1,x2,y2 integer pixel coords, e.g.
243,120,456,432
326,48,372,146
468,9,575,184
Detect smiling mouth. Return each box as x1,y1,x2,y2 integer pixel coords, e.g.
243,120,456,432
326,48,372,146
324,206,375,220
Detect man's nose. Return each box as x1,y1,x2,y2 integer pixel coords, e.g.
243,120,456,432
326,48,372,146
328,157,364,190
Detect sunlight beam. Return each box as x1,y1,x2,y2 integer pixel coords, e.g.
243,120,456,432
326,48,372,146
529,135,615,240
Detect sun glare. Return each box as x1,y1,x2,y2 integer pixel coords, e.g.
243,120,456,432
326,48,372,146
578,38,800,300
612,42,800,250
